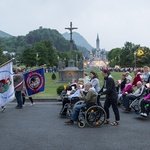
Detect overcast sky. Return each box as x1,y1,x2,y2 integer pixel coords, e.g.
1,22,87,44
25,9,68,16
1,0,150,51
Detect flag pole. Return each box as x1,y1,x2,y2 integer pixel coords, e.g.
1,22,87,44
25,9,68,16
22,64,46,74
0,58,16,68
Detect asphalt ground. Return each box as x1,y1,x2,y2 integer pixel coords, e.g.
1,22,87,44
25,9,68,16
0,101,150,150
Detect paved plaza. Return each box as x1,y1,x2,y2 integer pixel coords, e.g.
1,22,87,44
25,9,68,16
0,101,150,150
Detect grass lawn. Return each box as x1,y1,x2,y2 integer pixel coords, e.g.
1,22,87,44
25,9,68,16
33,68,134,99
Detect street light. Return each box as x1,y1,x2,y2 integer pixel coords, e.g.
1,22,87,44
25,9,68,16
134,52,136,68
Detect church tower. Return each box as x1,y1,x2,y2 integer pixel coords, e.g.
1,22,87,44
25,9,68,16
96,34,100,50
96,34,100,58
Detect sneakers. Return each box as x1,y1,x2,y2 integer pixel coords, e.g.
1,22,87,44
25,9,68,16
65,120,74,124
30,103,35,106
140,113,148,117
1,106,6,112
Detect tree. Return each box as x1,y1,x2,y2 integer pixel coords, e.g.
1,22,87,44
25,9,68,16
21,47,37,67
108,48,121,67
21,41,59,67
43,41,58,67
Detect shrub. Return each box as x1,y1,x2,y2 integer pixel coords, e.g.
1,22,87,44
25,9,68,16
51,72,56,80
56,85,64,95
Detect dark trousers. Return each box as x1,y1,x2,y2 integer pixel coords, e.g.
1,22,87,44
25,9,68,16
62,98,70,107
124,95,137,110
104,95,120,121
15,91,22,107
23,96,33,104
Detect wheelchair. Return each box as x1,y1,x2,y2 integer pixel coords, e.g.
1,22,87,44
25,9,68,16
60,96,84,118
130,97,150,116
129,97,144,113
77,95,106,128
66,99,84,119
129,88,148,113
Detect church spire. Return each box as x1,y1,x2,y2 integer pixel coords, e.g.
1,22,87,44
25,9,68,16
96,34,100,50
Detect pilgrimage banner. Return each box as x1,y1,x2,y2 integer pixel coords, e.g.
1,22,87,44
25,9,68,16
23,68,45,96
0,62,15,106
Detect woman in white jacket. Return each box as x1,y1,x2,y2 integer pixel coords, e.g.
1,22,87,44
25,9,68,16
90,71,100,93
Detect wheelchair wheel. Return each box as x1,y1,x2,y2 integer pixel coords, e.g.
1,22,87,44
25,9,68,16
78,121,85,128
85,106,106,127
66,108,73,119
73,100,84,111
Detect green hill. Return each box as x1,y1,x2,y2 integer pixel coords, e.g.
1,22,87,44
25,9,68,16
0,27,77,53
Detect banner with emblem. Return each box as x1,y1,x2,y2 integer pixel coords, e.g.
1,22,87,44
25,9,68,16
23,68,45,96
0,61,15,106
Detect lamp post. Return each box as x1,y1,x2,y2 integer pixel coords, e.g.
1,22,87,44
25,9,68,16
134,52,136,68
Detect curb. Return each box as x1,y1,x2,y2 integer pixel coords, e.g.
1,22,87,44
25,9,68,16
11,97,106,103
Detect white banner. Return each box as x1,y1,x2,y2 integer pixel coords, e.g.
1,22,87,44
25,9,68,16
0,62,15,106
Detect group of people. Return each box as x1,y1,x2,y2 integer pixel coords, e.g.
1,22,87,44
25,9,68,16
60,69,120,126
116,66,150,117
60,65,150,127
1,67,35,112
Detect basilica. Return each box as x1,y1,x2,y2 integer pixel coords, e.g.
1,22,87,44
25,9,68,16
88,34,108,68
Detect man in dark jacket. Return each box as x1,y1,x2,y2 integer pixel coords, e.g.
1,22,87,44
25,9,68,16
99,69,120,126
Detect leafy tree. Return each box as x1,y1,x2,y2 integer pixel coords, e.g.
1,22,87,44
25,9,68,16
21,47,37,67
108,42,150,67
108,48,121,67
21,41,58,67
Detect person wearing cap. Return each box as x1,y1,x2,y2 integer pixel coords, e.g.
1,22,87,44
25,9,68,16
13,67,24,109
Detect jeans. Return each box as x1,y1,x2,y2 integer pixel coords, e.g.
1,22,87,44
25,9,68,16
15,91,22,107
124,95,136,110
71,103,86,121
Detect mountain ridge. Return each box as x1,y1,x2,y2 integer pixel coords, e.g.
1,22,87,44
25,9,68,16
0,30,12,38
62,32,94,51
0,28,93,55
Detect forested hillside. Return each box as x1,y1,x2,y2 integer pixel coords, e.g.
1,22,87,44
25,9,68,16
0,27,77,53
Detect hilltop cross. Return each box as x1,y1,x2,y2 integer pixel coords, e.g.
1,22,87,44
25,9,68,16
65,22,78,67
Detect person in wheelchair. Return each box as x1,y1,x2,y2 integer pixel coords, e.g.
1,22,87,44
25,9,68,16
122,81,146,112
65,82,97,124
140,91,150,117
59,81,84,116
118,79,133,106
60,78,77,100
